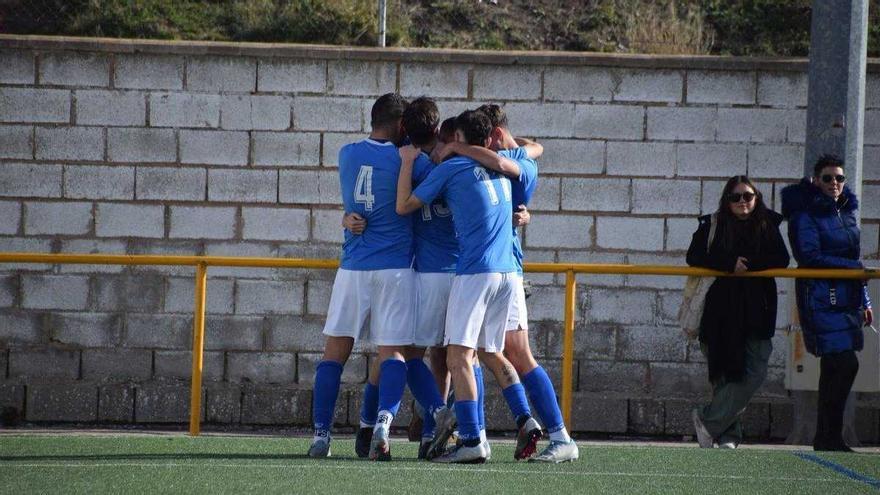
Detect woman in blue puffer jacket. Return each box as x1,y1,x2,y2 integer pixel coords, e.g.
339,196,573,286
781,154,874,452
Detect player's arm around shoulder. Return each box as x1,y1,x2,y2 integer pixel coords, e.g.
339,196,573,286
437,141,521,179
396,145,425,215
514,137,543,160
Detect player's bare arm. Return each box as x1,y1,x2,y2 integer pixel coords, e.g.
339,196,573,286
342,212,366,234
513,137,543,160
396,144,424,215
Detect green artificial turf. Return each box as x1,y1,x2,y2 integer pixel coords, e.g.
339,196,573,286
0,435,877,494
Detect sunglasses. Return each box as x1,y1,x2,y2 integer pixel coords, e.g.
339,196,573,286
727,192,756,203
821,174,846,184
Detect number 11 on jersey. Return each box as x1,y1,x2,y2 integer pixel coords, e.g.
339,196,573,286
354,165,375,211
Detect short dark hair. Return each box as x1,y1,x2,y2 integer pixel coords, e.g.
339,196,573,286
402,97,439,147
475,103,508,129
371,93,408,129
454,110,492,146
438,117,456,143
812,154,845,176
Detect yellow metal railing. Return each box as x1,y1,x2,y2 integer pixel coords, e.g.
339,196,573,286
0,252,876,435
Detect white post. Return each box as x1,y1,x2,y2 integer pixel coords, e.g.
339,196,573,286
378,0,387,47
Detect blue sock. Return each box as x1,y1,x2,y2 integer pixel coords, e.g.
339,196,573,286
523,366,565,433
377,359,407,418
473,365,485,431
312,360,343,432
502,383,531,427
359,382,379,426
454,400,482,446
406,359,445,437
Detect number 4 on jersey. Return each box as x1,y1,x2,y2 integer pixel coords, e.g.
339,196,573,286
354,165,375,211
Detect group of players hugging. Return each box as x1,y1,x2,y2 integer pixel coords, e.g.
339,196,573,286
307,93,579,464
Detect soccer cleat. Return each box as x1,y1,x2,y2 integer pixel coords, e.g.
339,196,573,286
430,441,488,464
692,409,714,449
483,440,492,460
418,437,433,460
354,426,373,458
514,417,543,460
307,438,331,458
529,440,579,463
425,406,456,460
369,426,391,461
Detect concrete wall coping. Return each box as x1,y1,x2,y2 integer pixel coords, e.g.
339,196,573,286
4,34,880,73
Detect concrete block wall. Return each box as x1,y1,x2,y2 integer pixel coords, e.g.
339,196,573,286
0,36,878,441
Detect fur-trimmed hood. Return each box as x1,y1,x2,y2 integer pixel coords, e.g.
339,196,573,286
780,178,859,220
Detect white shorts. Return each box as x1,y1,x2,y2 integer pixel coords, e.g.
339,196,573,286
506,274,529,332
414,272,455,348
322,268,416,346
444,272,516,353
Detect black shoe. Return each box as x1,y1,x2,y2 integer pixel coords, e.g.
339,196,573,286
355,426,373,458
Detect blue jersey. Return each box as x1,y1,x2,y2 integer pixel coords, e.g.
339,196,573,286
412,152,458,273
338,139,413,270
413,155,516,275
500,147,539,274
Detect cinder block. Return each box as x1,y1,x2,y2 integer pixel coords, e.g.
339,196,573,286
107,128,176,163
204,315,264,351
187,56,256,92
23,201,90,235
27,383,97,422
757,72,807,108
115,54,184,90
208,169,277,203
505,102,574,138
400,63,467,98
95,273,164,312
676,143,747,177
0,274,15,307
82,348,152,381
65,165,134,200
585,287,655,325
164,277,234,314
862,185,880,220
632,179,701,214
58,239,126,274
240,386,310,425
0,88,70,123
9,348,78,379
220,94,291,131
579,360,648,394
866,110,880,146
95,203,164,238
48,312,122,347
135,167,205,201
741,401,771,438
629,399,665,434
76,90,146,126
150,93,220,128
544,67,615,102
649,362,708,397
0,237,53,272
180,130,248,166
607,141,674,177
298,352,366,384
321,133,359,167
717,108,788,143
862,223,879,257
687,70,755,104
154,350,224,381
538,139,604,174
523,214,592,249
252,132,320,166
328,60,396,96
258,58,326,93
305,277,333,316
596,216,664,251
529,176,560,211
311,208,344,244
203,242,274,278
747,144,804,179
227,352,296,383
40,52,109,87
0,50,35,84
206,384,241,423
700,180,726,214
571,394,628,433
647,107,716,141
561,178,629,212
615,69,683,103
21,274,89,310
265,315,325,351
617,325,686,362
0,125,33,159
666,217,698,252
235,279,304,315
98,384,135,422
123,313,191,349
527,285,567,321
279,170,341,205
574,104,643,140
241,207,309,241
294,97,363,132
627,253,686,290
473,65,541,100
35,126,104,161
136,382,201,423
169,206,236,239
0,163,61,198
786,109,807,144
867,74,880,109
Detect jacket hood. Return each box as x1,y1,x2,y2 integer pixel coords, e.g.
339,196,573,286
780,178,858,219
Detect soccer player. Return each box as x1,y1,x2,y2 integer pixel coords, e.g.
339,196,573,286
397,110,517,463
308,93,417,461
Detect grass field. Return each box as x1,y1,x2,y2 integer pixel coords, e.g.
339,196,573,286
1,434,879,494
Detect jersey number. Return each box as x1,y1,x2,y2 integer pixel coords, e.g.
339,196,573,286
421,201,452,221
474,167,510,205
354,166,375,211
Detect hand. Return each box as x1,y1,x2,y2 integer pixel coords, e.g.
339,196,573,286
733,256,749,274
399,144,420,164
866,308,874,327
342,213,366,235
513,204,530,227
430,142,457,164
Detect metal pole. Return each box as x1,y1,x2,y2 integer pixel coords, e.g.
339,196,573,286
377,0,387,47
189,262,208,436
561,270,577,428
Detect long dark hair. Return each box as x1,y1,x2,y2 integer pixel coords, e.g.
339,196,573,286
715,175,770,251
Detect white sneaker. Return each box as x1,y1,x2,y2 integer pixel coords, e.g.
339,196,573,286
483,440,492,460
307,437,331,458
718,441,737,449
430,441,488,464
529,440,579,463
692,409,714,449
426,406,456,460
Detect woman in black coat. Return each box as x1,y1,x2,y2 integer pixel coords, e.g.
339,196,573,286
686,175,790,448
